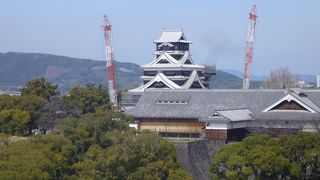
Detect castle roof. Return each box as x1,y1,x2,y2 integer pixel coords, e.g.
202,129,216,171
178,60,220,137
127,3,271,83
154,30,191,43
129,70,205,92
126,89,320,122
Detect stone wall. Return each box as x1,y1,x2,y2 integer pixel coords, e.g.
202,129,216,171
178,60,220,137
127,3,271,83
174,140,225,180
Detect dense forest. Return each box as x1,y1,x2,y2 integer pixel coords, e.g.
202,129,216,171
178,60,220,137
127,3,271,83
0,77,192,179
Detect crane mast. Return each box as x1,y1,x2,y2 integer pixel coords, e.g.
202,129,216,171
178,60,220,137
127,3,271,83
243,5,257,90
102,15,117,108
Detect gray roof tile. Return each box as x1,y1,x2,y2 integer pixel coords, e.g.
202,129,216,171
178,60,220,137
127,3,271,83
126,89,320,122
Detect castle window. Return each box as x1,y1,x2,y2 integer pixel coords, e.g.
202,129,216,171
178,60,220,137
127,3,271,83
163,71,176,76
190,82,202,89
173,80,186,86
144,71,157,76
150,82,169,88
158,59,170,64
181,71,191,76
184,59,192,64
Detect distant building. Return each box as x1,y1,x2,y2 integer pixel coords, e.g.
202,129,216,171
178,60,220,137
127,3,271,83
317,75,320,88
126,89,320,141
0,86,21,96
129,29,215,92
297,80,307,88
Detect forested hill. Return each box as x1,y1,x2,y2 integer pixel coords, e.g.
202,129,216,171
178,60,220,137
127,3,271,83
0,52,142,92
0,52,261,92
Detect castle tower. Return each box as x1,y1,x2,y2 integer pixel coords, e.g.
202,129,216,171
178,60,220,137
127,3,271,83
130,29,215,92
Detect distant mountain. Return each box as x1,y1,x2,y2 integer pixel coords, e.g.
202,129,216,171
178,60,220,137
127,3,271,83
0,52,142,92
222,69,267,81
210,70,261,89
222,68,317,83
0,52,261,92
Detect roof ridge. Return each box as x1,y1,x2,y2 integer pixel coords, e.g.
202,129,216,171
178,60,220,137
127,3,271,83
162,29,183,32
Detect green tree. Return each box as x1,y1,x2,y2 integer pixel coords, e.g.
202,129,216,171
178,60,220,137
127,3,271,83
210,135,300,179
0,100,191,180
0,109,30,135
57,107,128,162
0,95,45,133
280,132,320,179
73,131,191,179
63,84,109,114
0,95,45,120
21,77,59,100
0,134,73,179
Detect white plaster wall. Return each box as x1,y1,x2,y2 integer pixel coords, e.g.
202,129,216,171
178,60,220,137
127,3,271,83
129,123,138,130
229,122,248,129
205,123,228,130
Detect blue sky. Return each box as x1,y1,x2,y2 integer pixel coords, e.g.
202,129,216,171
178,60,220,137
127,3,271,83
0,0,319,75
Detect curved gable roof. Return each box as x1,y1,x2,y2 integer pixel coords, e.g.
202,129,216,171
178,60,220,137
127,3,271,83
154,30,191,43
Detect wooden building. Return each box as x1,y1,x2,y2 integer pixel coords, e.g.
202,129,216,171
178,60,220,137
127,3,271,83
125,89,320,142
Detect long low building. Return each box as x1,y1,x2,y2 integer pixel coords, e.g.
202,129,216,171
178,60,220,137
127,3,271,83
124,89,320,141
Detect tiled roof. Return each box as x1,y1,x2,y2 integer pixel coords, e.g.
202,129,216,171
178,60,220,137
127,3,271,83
126,89,320,122
154,30,191,43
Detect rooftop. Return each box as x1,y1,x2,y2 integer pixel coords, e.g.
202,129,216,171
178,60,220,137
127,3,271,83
154,29,192,43
126,89,320,122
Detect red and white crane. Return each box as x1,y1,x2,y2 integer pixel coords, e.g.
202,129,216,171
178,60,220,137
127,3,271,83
243,5,257,90
102,15,117,108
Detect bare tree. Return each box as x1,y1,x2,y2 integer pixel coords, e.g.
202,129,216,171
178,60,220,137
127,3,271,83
262,67,297,89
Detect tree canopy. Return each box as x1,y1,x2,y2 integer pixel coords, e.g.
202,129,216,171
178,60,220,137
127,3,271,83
63,84,110,114
0,109,30,135
20,77,59,100
210,133,320,179
262,67,297,89
0,104,191,179
0,95,45,135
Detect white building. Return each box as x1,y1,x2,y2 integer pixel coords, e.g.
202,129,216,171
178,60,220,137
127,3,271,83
317,75,320,88
129,29,215,92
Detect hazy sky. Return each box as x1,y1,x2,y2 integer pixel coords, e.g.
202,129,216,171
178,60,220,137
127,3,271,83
0,0,319,75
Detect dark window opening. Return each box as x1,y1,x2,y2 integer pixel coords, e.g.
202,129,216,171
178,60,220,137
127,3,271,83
190,82,202,89
150,82,169,88
158,59,170,64
163,71,177,76
171,55,183,60
173,80,186,86
181,71,191,76
144,71,157,76
197,71,203,76
169,43,189,51
184,59,192,64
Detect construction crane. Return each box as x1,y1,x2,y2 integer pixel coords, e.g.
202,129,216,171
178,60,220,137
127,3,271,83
102,15,117,109
243,5,257,90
